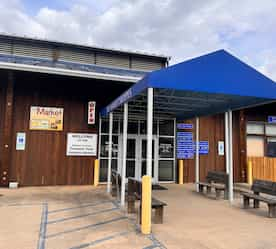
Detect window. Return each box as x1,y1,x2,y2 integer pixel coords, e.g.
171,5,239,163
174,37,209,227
267,138,276,157
246,123,264,135
247,136,264,157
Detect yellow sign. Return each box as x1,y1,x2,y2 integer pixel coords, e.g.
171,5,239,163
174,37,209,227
30,106,63,131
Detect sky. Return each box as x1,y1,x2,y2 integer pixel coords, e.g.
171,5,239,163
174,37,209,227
0,0,275,80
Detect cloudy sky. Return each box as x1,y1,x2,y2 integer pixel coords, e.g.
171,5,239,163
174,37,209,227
0,0,275,80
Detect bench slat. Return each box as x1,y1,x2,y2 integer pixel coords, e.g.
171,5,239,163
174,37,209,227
242,192,276,204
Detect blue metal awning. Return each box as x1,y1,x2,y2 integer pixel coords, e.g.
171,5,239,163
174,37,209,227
101,50,276,119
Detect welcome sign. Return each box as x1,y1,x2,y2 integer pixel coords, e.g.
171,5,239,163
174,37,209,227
30,106,64,131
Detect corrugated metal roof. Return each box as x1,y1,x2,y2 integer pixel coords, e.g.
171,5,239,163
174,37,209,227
0,33,170,61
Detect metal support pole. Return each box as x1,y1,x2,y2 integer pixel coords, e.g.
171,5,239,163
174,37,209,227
225,112,229,174
121,103,128,207
107,112,113,193
195,117,200,192
228,110,234,203
147,88,153,176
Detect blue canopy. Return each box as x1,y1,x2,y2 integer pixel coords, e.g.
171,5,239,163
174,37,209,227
101,50,276,119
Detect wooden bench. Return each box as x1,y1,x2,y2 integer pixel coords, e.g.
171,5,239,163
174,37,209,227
241,179,276,218
127,177,167,224
198,171,229,200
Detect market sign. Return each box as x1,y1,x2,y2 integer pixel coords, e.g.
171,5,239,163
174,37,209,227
30,106,63,131
88,101,96,125
66,133,97,156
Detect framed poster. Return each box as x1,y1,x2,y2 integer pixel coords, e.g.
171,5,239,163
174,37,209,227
30,106,63,131
66,133,97,156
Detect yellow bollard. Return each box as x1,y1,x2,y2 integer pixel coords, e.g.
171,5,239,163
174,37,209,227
141,175,152,235
247,161,253,185
93,159,99,187
179,160,184,184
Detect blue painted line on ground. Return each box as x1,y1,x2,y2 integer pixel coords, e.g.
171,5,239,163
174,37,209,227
47,207,119,224
48,200,111,214
46,216,127,239
68,231,129,249
145,234,167,249
37,203,48,249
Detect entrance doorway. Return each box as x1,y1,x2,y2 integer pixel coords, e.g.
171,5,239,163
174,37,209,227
119,135,159,183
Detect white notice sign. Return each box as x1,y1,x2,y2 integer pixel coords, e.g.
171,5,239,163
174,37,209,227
66,133,97,156
218,141,224,156
16,132,26,150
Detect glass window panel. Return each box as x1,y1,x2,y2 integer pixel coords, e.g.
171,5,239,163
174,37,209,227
158,160,174,181
267,137,276,157
142,140,155,159
265,124,276,136
140,120,157,135
159,120,174,136
246,123,264,135
126,161,135,177
246,136,264,157
159,137,174,158
127,139,136,158
99,159,118,182
128,121,138,134
100,135,118,157
101,119,109,133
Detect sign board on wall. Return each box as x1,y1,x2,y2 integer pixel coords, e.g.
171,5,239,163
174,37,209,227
88,101,96,124
177,123,193,129
268,116,276,123
16,132,26,150
218,141,224,155
66,133,97,156
177,132,194,159
30,106,63,131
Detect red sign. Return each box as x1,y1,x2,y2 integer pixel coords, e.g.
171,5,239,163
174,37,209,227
88,101,96,124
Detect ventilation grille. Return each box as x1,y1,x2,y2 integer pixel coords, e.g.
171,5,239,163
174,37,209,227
59,49,95,64
132,57,163,71
96,53,130,68
13,43,53,59
0,41,12,55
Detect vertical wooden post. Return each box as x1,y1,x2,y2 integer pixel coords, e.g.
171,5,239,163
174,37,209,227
1,71,14,186
178,160,184,184
239,110,247,182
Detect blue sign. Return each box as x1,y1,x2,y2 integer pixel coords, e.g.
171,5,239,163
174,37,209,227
177,123,193,130
177,131,209,159
268,116,276,123
177,132,194,159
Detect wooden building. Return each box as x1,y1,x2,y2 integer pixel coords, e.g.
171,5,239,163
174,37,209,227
0,34,276,187
0,34,168,186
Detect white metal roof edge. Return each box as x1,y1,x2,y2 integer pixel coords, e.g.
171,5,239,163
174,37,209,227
0,62,142,83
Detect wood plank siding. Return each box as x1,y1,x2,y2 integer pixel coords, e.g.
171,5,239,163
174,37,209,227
0,70,129,186
179,111,246,183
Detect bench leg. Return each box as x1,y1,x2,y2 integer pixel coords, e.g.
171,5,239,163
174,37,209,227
243,196,250,209
215,189,221,200
111,188,117,197
253,199,260,209
199,185,204,193
206,186,211,195
127,198,135,213
268,204,276,218
154,206,164,224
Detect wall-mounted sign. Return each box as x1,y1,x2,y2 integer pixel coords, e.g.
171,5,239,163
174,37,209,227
198,141,209,155
218,141,224,156
30,106,63,131
268,116,276,123
177,131,194,159
16,132,26,150
177,123,193,130
66,133,97,156
88,101,96,124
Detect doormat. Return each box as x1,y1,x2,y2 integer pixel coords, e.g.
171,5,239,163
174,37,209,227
152,184,168,190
